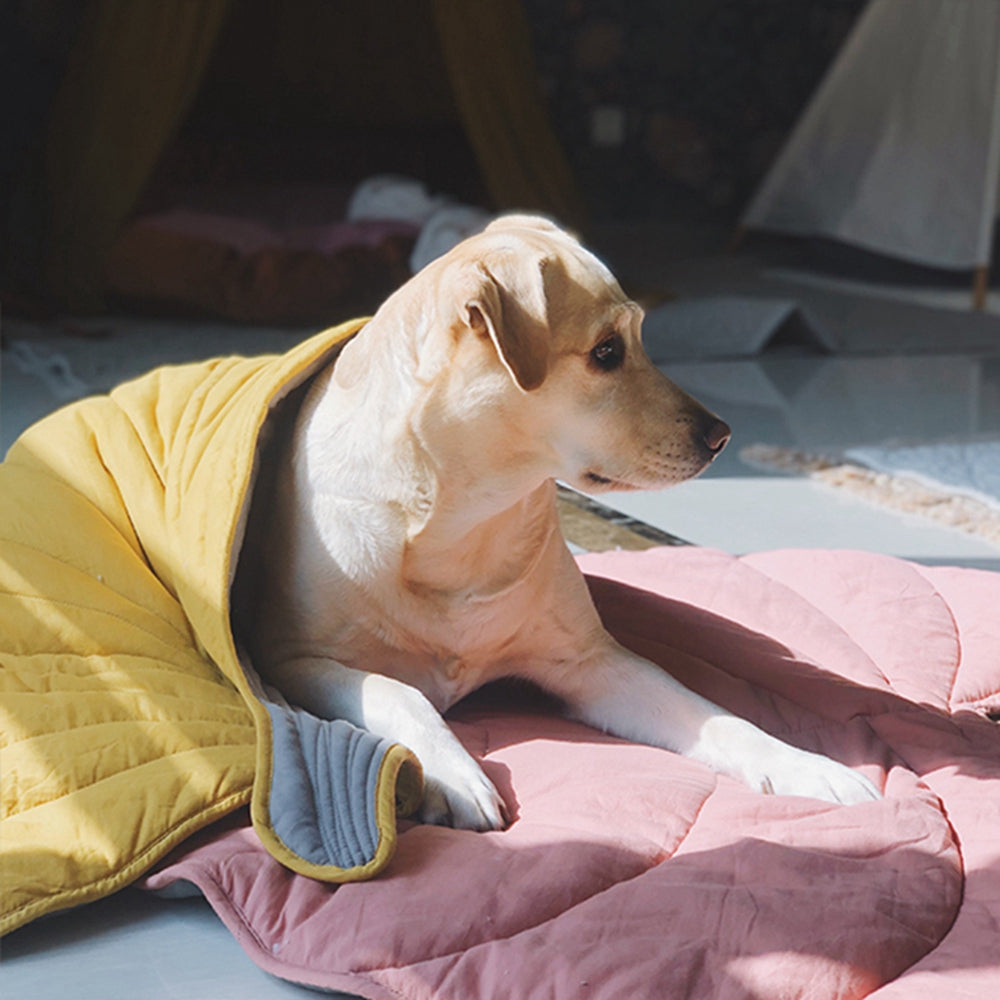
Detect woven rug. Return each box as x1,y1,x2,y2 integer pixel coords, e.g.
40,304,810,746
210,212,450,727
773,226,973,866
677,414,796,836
743,440,1000,547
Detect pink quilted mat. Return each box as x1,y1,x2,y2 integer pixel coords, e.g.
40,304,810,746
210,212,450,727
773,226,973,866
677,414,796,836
141,547,1000,999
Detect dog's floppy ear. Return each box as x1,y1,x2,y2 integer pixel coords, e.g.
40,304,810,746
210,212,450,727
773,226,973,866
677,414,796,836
464,252,551,392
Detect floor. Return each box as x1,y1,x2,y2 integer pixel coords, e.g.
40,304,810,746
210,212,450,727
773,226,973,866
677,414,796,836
4,228,1000,996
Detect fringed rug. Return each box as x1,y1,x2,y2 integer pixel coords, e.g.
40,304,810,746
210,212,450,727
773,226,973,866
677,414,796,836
743,440,1000,547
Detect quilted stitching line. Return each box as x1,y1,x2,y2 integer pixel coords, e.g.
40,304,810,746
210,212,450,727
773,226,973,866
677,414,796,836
0,652,241,690
340,782,721,977
0,591,199,656
187,866,415,1000
3,731,255,811
911,567,965,712
737,553,905,693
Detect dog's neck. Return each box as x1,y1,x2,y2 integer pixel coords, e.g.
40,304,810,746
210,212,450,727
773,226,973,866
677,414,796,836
402,479,560,601
295,327,562,602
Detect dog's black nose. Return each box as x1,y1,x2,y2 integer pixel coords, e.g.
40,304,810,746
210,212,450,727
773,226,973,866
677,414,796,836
703,418,731,455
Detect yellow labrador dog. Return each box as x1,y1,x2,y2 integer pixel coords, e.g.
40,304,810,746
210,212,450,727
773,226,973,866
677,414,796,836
253,215,879,830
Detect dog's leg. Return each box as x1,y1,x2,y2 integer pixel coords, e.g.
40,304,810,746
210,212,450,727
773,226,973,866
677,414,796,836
539,640,881,805
264,657,508,831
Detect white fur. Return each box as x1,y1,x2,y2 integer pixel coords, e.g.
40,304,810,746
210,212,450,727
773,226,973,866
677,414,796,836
254,216,880,830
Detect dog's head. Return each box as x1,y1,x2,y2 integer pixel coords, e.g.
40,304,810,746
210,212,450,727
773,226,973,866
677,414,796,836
425,215,729,494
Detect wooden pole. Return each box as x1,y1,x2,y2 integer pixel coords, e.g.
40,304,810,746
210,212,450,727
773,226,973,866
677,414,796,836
973,265,989,310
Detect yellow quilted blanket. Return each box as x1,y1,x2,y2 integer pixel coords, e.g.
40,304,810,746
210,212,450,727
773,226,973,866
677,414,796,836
0,320,422,934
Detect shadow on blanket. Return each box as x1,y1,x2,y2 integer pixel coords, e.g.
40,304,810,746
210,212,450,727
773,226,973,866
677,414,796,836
5,543,1000,998
588,574,1000,782
127,801,961,998
121,553,1000,999
4,820,980,1000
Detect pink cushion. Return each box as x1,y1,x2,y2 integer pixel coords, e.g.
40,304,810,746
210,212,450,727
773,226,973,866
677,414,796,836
141,547,1000,999
135,208,417,256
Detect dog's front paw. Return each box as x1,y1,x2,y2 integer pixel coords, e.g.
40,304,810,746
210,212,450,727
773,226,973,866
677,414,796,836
694,717,881,806
745,744,881,806
418,749,508,832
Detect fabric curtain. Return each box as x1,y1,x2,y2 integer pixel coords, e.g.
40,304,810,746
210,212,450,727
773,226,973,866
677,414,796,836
42,0,583,311
432,0,587,230
44,0,231,310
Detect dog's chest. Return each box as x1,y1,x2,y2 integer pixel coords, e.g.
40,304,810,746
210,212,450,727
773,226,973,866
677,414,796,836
343,635,503,712
341,588,526,710
424,653,491,710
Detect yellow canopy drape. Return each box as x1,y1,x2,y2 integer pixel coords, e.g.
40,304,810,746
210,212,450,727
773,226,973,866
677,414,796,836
431,0,587,230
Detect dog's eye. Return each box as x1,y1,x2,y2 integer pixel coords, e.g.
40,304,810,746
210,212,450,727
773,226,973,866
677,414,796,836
590,333,625,372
